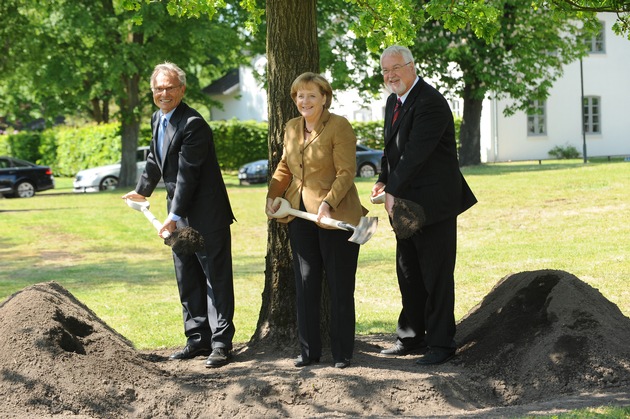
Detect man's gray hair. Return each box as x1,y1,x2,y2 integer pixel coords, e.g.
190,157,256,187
381,45,414,65
151,62,187,87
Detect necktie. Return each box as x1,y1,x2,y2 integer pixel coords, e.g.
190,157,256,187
392,98,402,125
157,116,167,159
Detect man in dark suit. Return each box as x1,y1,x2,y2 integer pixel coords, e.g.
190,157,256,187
371,46,477,365
122,62,236,368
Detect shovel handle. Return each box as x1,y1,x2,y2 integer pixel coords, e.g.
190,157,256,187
290,209,353,232
141,207,171,238
268,197,352,232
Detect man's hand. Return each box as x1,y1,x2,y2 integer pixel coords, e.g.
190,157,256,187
121,191,146,201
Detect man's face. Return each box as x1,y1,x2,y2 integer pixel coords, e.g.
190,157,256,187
152,71,186,114
381,54,415,96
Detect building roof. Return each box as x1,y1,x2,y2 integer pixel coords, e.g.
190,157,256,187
202,69,239,96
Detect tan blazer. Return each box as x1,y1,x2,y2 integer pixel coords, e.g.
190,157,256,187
268,110,367,226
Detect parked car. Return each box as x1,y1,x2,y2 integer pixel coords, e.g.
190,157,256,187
73,146,154,193
355,144,383,178
0,156,55,198
237,144,383,185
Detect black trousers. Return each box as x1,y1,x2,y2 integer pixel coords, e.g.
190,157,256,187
172,225,235,350
394,216,457,351
288,215,360,362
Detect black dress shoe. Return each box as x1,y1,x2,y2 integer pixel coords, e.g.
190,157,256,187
415,349,455,365
169,344,212,360
380,342,426,356
205,347,231,368
294,355,320,367
334,359,351,369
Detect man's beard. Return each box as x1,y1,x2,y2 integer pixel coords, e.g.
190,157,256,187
386,80,408,96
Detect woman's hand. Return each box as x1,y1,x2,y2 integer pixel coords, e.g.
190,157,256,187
317,200,332,222
265,197,279,219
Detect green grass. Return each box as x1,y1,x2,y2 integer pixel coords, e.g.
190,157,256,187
1,160,629,355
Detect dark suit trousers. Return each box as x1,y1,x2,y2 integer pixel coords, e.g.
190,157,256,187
288,215,359,362
394,216,457,350
172,225,235,350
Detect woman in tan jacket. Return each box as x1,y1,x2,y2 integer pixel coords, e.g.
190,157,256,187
266,72,366,369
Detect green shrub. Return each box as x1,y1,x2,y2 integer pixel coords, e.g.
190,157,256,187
549,143,581,159
0,131,43,163
54,123,121,176
353,121,384,150
210,119,268,171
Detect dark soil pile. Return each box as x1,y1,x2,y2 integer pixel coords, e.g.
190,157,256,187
0,270,629,418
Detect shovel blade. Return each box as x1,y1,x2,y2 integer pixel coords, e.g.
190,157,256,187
348,217,378,245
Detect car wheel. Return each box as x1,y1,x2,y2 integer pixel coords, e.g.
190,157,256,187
15,181,36,198
358,163,376,178
99,176,119,191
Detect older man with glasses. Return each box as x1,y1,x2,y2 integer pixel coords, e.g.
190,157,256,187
371,45,477,366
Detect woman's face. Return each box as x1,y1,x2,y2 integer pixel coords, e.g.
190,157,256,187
295,83,326,122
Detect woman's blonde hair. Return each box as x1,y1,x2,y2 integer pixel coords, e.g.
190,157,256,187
290,72,333,109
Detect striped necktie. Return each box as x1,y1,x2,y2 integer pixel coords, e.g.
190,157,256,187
392,98,402,125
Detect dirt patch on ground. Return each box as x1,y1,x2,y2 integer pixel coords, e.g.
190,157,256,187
1,270,629,418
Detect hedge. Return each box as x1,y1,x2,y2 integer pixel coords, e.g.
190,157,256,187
0,117,462,176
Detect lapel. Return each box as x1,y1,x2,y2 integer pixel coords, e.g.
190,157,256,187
303,109,331,150
384,78,425,147
161,103,186,165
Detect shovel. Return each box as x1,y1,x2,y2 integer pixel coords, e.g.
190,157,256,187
125,198,171,238
125,198,205,254
268,197,378,245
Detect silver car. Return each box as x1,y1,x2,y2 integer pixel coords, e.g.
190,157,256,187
73,147,152,193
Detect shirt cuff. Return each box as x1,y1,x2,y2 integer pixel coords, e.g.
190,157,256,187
167,213,181,222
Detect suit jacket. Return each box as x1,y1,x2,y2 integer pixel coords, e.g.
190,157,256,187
268,109,366,226
136,102,235,235
377,77,476,226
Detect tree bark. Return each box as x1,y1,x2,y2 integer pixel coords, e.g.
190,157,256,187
118,71,141,189
458,83,483,166
251,0,321,346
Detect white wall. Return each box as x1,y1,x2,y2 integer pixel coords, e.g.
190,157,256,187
481,13,630,162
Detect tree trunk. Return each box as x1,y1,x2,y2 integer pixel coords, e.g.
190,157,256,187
118,71,141,189
458,83,483,166
251,0,321,346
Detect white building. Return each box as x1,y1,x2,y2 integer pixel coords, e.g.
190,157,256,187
480,13,630,162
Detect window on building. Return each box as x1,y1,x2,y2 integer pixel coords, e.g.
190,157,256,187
450,99,461,118
527,100,546,135
583,96,601,134
585,21,605,53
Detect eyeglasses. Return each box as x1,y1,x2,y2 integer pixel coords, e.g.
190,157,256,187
381,61,412,76
151,85,182,94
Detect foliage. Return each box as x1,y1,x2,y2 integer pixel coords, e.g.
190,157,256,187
549,0,630,39
209,119,268,171
0,132,41,163
548,143,581,159
1,120,268,176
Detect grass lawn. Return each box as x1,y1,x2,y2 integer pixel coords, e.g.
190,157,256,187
1,159,629,352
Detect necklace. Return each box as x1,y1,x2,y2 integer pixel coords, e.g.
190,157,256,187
304,126,312,134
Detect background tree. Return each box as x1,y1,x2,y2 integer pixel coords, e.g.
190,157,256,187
0,0,245,186
403,1,600,165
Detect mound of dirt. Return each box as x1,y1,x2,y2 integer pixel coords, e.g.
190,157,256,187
454,270,630,406
0,270,629,418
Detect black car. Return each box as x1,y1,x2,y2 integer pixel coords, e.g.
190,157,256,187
237,144,383,185
0,156,55,198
